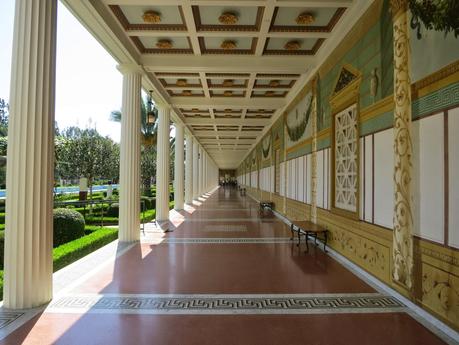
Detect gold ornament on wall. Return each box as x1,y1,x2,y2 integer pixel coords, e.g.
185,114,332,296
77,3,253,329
269,80,280,87
218,12,239,25
156,39,173,49
284,40,301,51
295,12,315,25
191,108,199,112
222,79,234,87
142,10,161,23
265,91,275,97
224,90,233,96
176,79,187,86
182,90,192,96
224,108,232,113
221,40,237,50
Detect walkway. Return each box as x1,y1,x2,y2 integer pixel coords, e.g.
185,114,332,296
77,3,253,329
0,188,456,344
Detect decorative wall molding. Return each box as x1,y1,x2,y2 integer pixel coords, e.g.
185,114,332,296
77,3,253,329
391,7,414,292
360,95,395,122
412,59,459,100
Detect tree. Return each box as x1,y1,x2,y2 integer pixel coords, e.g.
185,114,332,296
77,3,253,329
55,126,120,200
110,96,175,196
0,98,9,137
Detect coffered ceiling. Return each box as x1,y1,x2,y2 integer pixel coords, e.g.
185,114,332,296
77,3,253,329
62,0,364,168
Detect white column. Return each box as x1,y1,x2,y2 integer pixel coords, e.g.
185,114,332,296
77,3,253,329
156,105,170,221
118,65,142,243
199,146,204,195
4,0,57,309
193,141,199,199
185,134,193,204
174,124,184,210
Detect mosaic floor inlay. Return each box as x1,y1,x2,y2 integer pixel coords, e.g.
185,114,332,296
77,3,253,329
46,293,405,315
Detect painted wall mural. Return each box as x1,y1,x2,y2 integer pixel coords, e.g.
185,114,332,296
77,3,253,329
286,91,313,149
262,133,272,161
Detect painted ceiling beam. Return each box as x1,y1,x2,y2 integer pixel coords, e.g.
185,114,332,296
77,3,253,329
141,55,313,74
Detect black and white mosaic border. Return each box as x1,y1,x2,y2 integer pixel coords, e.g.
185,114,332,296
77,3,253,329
46,293,405,315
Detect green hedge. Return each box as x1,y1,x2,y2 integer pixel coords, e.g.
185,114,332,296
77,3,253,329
0,227,118,300
53,208,85,247
53,227,118,272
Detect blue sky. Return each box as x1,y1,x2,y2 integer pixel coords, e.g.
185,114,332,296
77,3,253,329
0,1,123,142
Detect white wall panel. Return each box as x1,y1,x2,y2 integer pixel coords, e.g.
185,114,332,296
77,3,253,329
306,154,312,204
280,162,285,196
292,159,297,200
374,129,394,228
449,107,459,248
413,114,444,244
364,135,373,222
324,149,329,209
270,166,275,193
297,156,304,202
317,150,324,208
359,138,364,219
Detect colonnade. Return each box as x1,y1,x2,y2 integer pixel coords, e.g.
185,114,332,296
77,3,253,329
3,0,219,309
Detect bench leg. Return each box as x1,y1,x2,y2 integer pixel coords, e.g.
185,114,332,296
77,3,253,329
290,224,294,241
324,231,328,253
305,232,309,253
314,234,318,246
297,230,301,247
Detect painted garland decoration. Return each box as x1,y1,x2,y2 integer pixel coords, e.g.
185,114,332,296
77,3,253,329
262,134,271,159
286,92,312,142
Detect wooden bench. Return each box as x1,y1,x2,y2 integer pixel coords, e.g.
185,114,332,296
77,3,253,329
290,220,328,253
239,188,246,196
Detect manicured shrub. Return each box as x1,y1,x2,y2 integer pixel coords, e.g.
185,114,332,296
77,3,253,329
0,231,4,270
53,208,85,247
106,203,119,217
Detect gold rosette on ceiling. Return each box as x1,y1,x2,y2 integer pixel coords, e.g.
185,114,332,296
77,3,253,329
221,40,237,50
156,39,173,49
295,12,314,25
218,12,239,25
142,10,161,23
284,40,301,51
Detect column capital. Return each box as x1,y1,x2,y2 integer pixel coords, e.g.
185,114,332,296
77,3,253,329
117,63,144,75
156,102,171,111
390,0,408,19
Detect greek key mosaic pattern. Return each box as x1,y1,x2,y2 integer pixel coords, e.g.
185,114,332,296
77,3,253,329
392,8,414,291
0,311,25,330
161,238,293,244
47,294,405,315
203,225,248,232
412,82,459,119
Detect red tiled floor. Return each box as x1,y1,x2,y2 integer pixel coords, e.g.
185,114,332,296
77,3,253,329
1,187,452,344
73,242,375,294
1,312,447,345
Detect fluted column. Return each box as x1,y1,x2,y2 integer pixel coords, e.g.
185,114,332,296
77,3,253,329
3,0,57,309
192,139,199,199
156,104,170,221
199,146,204,195
118,65,142,242
185,134,193,204
391,0,414,291
311,78,318,223
174,124,184,210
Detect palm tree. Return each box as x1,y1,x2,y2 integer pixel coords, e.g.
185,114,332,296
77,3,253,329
110,96,175,196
